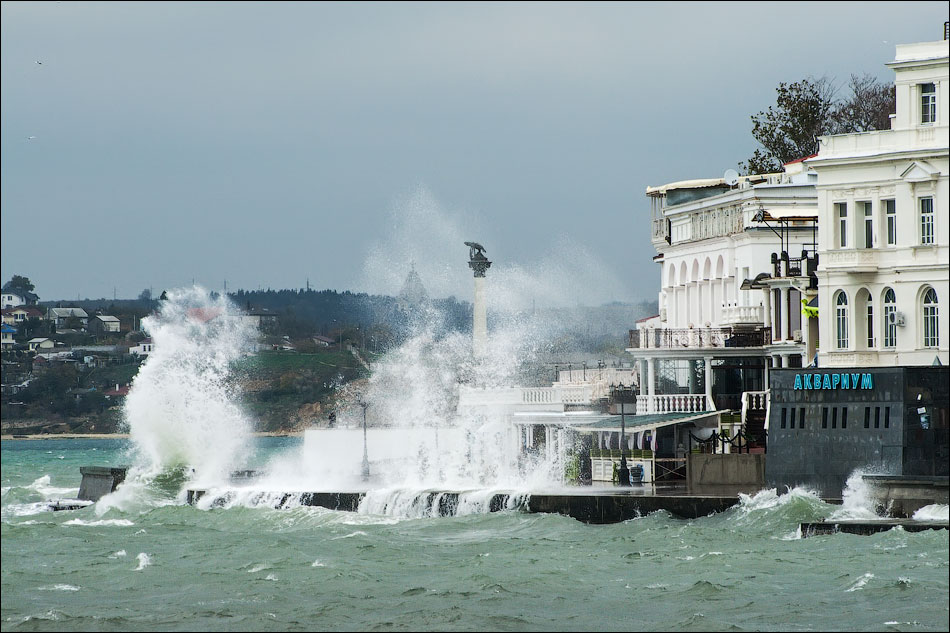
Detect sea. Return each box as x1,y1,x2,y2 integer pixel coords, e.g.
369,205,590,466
1,436,948,632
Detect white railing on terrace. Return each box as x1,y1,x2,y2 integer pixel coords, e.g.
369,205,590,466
720,305,764,326
636,394,709,415
820,126,947,157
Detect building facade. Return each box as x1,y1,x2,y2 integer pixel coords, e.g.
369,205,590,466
767,37,950,498
807,38,949,368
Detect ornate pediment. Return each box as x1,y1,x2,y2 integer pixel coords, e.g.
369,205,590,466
899,161,939,183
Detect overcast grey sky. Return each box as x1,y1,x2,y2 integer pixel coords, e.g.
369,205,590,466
2,1,947,305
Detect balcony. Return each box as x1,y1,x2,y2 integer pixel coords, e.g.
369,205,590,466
720,305,764,326
628,327,771,350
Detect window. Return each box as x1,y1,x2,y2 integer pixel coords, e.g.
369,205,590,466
841,407,848,429
799,407,805,429
921,82,936,124
822,407,828,429
835,291,849,349
781,408,787,429
864,407,870,428
874,407,881,429
883,288,897,348
881,200,897,246
789,408,795,429
884,199,896,245
923,287,939,348
836,203,848,248
884,407,890,429
860,202,873,248
920,197,934,245
832,407,838,429
866,295,874,348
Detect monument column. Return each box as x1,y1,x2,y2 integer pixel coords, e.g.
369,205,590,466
466,242,492,356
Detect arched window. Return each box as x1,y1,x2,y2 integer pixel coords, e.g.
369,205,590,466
835,291,849,349
923,287,939,348
864,291,874,348
882,288,897,348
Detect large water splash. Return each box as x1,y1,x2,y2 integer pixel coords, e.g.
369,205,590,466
122,287,256,485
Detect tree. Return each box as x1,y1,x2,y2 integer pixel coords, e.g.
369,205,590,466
740,77,836,175
741,74,895,175
3,275,35,297
830,73,896,134
137,288,152,302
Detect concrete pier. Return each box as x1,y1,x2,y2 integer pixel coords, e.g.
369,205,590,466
801,519,949,537
186,487,749,521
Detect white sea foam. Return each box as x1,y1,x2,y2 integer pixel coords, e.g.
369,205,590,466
135,553,151,570
109,550,127,558
311,560,325,567
38,584,79,592
124,286,255,486
63,519,134,527
829,470,882,520
264,573,278,581
911,504,949,522
845,572,874,592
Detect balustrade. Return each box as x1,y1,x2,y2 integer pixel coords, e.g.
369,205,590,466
636,393,709,415
720,305,764,326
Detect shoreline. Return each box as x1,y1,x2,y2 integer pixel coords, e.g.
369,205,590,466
0,431,304,442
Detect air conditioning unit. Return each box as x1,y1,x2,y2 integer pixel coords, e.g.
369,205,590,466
888,311,906,327
793,329,803,343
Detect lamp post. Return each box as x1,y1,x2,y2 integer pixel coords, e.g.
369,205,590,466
357,394,370,482
617,382,630,487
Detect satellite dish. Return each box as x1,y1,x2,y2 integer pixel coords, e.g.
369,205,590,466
723,169,740,187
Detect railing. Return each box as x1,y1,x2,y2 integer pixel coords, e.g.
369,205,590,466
820,127,946,157
457,385,596,409
720,305,763,326
629,327,770,349
636,393,709,415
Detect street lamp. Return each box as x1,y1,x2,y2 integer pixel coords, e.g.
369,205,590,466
617,382,630,487
357,394,370,482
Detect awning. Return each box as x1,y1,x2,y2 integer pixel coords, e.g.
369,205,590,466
563,411,718,433
760,206,818,221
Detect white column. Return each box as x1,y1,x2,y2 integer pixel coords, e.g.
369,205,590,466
473,276,487,355
762,288,772,332
647,357,656,414
707,280,715,326
704,356,714,411
780,354,790,368
779,287,790,342
639,360,648,397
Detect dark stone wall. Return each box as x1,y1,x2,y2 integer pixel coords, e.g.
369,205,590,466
765,366,949,497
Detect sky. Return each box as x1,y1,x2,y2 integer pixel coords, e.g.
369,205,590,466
2,1,948,306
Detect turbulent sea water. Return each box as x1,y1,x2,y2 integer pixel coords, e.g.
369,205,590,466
1,437,948,632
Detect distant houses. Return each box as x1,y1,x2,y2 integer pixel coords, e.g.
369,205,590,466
28,338,56,352
1,324,15,350
1,306,44,326
88,314,121,335
47,307,89,329
129,338,154,356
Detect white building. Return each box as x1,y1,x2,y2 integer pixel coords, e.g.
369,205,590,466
1,293,25,309
129,338,154,356
806,38,949,367
631,163,818,419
